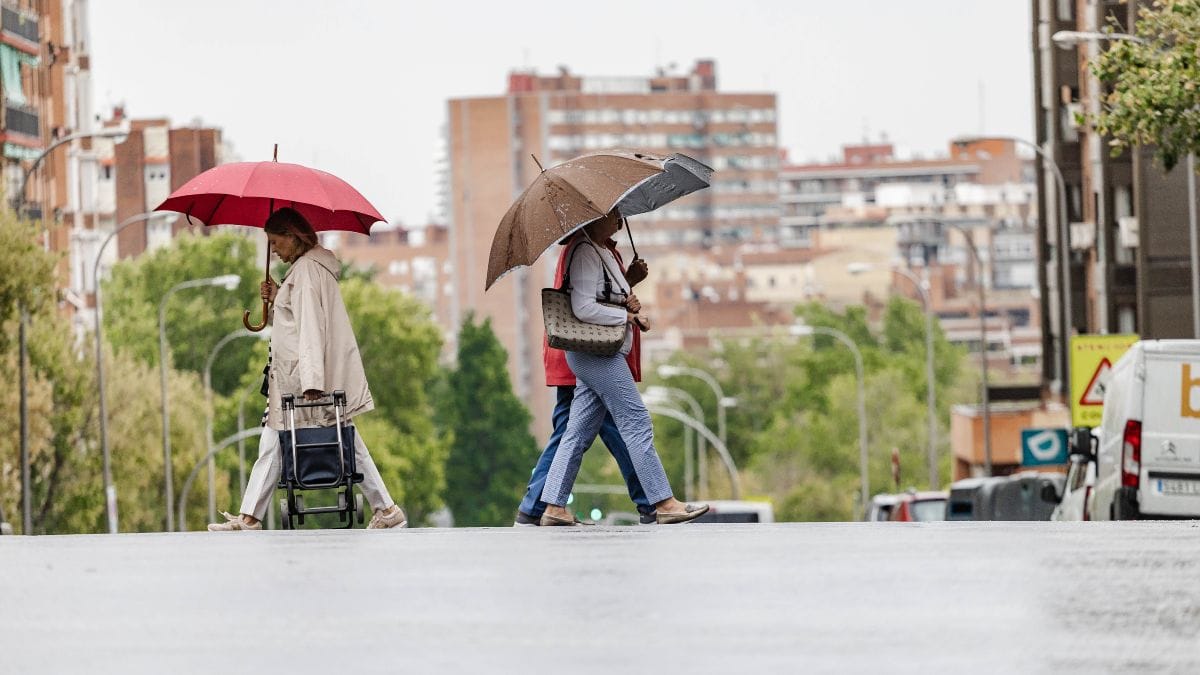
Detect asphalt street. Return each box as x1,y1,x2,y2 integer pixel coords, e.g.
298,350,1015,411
2,522,1199,674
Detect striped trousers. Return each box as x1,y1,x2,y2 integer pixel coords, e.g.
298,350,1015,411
540,351,673,507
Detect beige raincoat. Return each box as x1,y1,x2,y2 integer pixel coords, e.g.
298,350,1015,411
266,245,374,430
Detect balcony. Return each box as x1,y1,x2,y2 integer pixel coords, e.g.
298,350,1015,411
1,4,38,47
3,98,37,139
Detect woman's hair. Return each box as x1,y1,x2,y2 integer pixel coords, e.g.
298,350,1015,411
264,207,318,249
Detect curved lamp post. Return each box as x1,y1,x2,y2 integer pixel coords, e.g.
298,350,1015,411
953,135,1071,394
644,404,741,500
178,426,264,531
942,223,993,476
645,385,708,500
203,329,269,522
158,274,241,532
657,364,737,446
848,262,940,489
92,211,177,534
790,324,869,507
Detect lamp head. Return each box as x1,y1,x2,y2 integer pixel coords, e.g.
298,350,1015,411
212,274,241,290
657,365,683,378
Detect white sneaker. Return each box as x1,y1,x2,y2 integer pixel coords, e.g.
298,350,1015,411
207,511,262,532
367,506,408,529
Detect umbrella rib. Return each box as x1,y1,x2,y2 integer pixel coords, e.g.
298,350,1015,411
205,194,227,225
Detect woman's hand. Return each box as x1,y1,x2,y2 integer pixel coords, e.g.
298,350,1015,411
634,315,652,332
626,294,642,314
625,259,648,287
303,389,324,401
260,278,279,304
626,311,639,325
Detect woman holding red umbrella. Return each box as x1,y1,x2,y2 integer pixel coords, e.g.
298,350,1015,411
208,208,407,531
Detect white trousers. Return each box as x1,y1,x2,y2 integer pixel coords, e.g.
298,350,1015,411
239,427,395,520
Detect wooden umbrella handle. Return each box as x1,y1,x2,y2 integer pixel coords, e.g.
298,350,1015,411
243,240,271,332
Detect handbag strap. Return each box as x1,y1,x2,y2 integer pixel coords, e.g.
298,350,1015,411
561,237,627,303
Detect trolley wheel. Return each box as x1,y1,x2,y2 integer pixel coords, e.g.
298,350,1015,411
337,490,349,523
279,498,292,530
294,494,306,525
356,494,365,525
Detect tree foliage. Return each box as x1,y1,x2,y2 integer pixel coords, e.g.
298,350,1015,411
437,313,536,526
101,230,262,396
1093,0,1200,170
648,298,967,521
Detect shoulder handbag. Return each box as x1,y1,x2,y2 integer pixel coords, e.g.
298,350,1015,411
542,239,628,356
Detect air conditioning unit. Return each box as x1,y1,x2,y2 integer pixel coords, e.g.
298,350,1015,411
1118,216,1139,249
1070,221,1095,250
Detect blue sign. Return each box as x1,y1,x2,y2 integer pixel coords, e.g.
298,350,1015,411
1021,428,1069,466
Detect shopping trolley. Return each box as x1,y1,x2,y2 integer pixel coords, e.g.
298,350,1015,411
277,390,365,529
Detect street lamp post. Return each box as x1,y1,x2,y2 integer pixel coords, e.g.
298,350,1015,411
848,263,940,489
645,385,708,501
158,274,241,532
945,223,993,476
790,324,869,507
656,364,737,447
204,329,268,522
234,379,262,492
643,404,741,500
15,127,128,535
92,211,177,534
954,135,1071,395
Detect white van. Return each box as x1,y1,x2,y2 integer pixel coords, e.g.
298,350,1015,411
1090,340,1200,520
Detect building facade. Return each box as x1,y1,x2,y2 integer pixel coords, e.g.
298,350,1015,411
1031,0,1199,399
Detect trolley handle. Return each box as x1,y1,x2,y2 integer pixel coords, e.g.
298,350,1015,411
281,390,348,410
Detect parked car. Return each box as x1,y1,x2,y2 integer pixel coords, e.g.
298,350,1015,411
991,472,1062,520
945,478,1003,521
1091,340,1200,520
864,493,901,521
693,500,775,523
888,491,948,522
1050,428,1099,521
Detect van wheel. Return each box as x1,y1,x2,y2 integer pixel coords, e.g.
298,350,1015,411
1113,490,1140,520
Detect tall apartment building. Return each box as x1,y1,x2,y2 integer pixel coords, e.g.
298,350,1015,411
1032,0,1198,395
335,222,455,333
447,60,779,437
0,1,97,292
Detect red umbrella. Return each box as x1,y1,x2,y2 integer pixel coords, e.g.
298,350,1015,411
155,148,384,330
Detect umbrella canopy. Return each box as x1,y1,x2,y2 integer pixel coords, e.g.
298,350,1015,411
155,160,385,234
155,156,385,331
485,150,712,290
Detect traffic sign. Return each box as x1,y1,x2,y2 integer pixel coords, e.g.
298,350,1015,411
1021,428,1068,466
1070,334,1138,427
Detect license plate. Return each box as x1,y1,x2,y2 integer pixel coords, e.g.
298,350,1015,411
1156,479,1200,496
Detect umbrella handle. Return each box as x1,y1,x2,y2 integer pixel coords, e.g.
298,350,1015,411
243,240,272,332
243,303,269,332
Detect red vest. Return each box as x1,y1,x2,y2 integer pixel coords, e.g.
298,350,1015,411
543,235,642,386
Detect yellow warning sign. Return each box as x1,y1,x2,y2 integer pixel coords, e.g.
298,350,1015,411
1070,334,1139,427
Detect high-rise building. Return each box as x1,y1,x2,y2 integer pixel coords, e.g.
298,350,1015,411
447,60,779,437
1032,0,1197,395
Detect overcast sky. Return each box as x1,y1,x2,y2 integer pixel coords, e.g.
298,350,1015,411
90,1,1034,225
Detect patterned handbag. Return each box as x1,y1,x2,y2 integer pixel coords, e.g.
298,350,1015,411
542,239,628,356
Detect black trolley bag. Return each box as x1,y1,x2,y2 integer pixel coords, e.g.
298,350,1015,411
276,390,366,529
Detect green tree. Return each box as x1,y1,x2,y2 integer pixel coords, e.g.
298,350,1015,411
1092,0,1200,169
646,298,968,520
101,230,261,396
437,313,536,526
